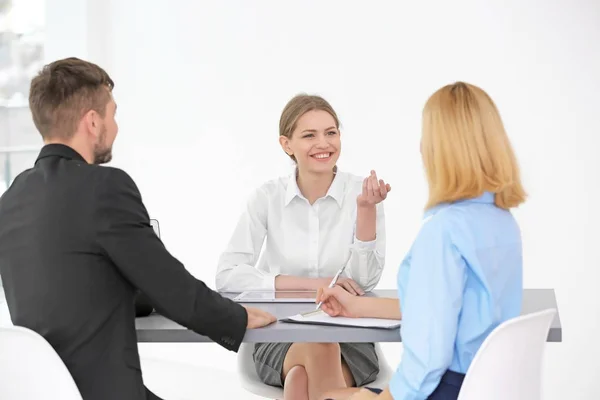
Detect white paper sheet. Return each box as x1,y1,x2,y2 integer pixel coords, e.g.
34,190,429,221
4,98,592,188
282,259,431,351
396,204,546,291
280,310,401,329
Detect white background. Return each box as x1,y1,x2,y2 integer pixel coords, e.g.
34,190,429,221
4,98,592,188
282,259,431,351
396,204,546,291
38,0,600,398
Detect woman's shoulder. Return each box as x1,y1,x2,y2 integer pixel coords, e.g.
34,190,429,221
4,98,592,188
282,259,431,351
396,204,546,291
248,172,295,202
340,170,364,184
418,202,521,249
335,170,364,192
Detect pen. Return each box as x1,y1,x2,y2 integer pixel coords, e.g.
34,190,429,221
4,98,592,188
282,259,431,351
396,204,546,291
315,265,346,310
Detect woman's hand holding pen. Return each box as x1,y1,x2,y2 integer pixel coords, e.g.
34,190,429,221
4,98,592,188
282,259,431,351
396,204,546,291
316,286,364,318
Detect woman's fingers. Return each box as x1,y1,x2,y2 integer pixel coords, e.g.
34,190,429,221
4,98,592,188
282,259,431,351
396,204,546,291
378,179,387,198
342,280,358,295
348,280,365,296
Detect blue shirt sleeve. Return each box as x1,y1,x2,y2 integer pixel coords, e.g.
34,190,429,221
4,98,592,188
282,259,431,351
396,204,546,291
389,216,467,400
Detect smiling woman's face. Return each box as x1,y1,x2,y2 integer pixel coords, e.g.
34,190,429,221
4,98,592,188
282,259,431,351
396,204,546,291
279,109,341,175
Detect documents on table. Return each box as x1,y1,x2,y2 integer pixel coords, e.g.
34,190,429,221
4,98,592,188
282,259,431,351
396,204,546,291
280,310,401,329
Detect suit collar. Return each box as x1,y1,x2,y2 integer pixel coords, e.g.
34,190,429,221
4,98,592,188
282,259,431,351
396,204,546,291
35,144,87,164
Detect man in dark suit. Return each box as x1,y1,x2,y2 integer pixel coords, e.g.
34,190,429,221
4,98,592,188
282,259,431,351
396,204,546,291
0,57,276,400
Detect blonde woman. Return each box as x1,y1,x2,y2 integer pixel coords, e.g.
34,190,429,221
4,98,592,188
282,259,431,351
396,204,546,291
318,82,527,400
216,94,391,400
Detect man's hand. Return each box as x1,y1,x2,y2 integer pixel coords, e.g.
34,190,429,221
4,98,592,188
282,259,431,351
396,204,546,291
335,277,365,296
243,306,277,329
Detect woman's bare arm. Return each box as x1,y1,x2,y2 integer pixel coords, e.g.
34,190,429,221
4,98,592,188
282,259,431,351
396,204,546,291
356,297,401,320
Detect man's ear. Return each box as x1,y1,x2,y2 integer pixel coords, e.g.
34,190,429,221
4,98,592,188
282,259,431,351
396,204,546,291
279,135,293,156
82,109,101,138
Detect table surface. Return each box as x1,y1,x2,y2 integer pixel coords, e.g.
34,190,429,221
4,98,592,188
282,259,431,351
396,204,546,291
135,289,562,343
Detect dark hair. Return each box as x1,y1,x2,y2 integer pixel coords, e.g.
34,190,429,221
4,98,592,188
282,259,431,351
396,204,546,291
28,57,114,139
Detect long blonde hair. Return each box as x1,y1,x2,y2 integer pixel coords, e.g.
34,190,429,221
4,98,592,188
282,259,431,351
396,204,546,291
421,82,526,210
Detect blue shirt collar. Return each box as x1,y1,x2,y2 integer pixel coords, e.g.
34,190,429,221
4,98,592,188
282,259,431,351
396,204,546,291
424,191,495,219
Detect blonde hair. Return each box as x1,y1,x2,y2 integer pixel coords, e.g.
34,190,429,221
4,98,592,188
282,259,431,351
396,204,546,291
421,82,526,210
279,94,340,162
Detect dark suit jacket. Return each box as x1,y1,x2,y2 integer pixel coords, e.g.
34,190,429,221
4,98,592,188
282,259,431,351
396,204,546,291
0,144,248,400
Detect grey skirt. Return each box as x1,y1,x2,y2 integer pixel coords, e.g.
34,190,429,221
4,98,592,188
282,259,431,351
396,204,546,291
253,342,379,388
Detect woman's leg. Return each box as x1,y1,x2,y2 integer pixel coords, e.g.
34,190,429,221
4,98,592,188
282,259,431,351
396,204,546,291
282,343,355,400
320,387,362,400
320,342,381,400
283,365,309,400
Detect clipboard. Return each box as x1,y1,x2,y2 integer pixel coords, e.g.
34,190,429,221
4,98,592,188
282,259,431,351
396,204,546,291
279,310,401,330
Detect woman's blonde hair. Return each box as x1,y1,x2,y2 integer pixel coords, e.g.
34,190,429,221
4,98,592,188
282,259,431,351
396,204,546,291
279,94,340,162
421,82,526,210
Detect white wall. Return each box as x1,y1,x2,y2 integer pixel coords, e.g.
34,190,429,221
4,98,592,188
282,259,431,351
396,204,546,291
48,0,600,398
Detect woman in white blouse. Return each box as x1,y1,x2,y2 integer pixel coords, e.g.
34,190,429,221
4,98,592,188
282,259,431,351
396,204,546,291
215,94,391,400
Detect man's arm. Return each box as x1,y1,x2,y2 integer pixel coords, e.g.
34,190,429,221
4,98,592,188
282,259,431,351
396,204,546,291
94,167,248,351
134,290,154,317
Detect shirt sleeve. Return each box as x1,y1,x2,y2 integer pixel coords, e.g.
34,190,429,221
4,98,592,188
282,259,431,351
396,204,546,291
343,201,386,291
389,217,466,400
215,187,277,292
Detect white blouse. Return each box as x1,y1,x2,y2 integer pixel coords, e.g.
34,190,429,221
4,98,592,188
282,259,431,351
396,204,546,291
215,170,386,292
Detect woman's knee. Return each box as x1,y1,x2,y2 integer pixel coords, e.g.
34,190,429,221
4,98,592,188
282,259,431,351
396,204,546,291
283,366,309,400
284,343,342,376
285,365,308,386
300,343,341,360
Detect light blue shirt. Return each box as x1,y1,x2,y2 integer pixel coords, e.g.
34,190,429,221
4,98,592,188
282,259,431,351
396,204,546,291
389,192,523,399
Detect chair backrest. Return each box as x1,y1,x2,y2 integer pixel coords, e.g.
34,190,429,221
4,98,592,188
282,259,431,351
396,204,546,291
0,325,83,400
0,282,11,327
150,219,160,238
458,308,557,400
237,342,284,398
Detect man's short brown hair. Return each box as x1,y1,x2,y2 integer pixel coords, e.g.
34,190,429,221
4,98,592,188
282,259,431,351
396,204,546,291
29,57,114,139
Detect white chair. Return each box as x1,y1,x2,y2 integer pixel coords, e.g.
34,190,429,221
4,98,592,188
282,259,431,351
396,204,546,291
0,325,82,399
0,283,12,327
141,356,252,400
457,308,557,400
150,218,161,237
237,342,394,399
